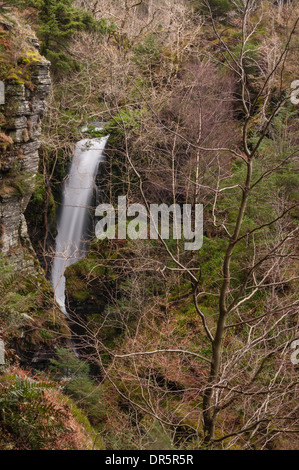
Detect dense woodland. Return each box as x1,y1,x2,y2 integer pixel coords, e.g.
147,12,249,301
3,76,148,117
0,0,298,450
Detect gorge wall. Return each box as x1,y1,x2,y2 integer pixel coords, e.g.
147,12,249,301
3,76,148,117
0,17,51,272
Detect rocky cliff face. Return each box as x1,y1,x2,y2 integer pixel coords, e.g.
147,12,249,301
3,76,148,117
0,19,51,272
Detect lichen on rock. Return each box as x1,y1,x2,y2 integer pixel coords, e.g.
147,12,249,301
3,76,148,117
0,13,51,269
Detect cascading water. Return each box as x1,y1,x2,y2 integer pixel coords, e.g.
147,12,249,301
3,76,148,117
51,131,108,315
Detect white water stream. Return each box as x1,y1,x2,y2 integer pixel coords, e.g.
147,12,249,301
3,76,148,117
51,133,108,315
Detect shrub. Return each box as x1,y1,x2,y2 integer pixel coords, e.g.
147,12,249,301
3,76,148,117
0,374,64,450
50,348,105,425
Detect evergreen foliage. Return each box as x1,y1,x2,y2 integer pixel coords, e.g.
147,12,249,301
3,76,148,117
0,374,64,450
33,0,98,73
50,349,105,425
193,0,232,16
3,0,116,73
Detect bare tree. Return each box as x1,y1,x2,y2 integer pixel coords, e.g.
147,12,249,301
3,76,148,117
74,1,299,448
32,0,298,449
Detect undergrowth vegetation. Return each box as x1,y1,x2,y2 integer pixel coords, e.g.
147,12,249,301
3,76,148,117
0,0,298,451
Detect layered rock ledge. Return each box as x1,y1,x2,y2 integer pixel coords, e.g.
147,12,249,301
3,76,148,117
0,20,51,271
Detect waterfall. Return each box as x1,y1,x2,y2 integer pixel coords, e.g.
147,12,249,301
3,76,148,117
51,133,108,315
